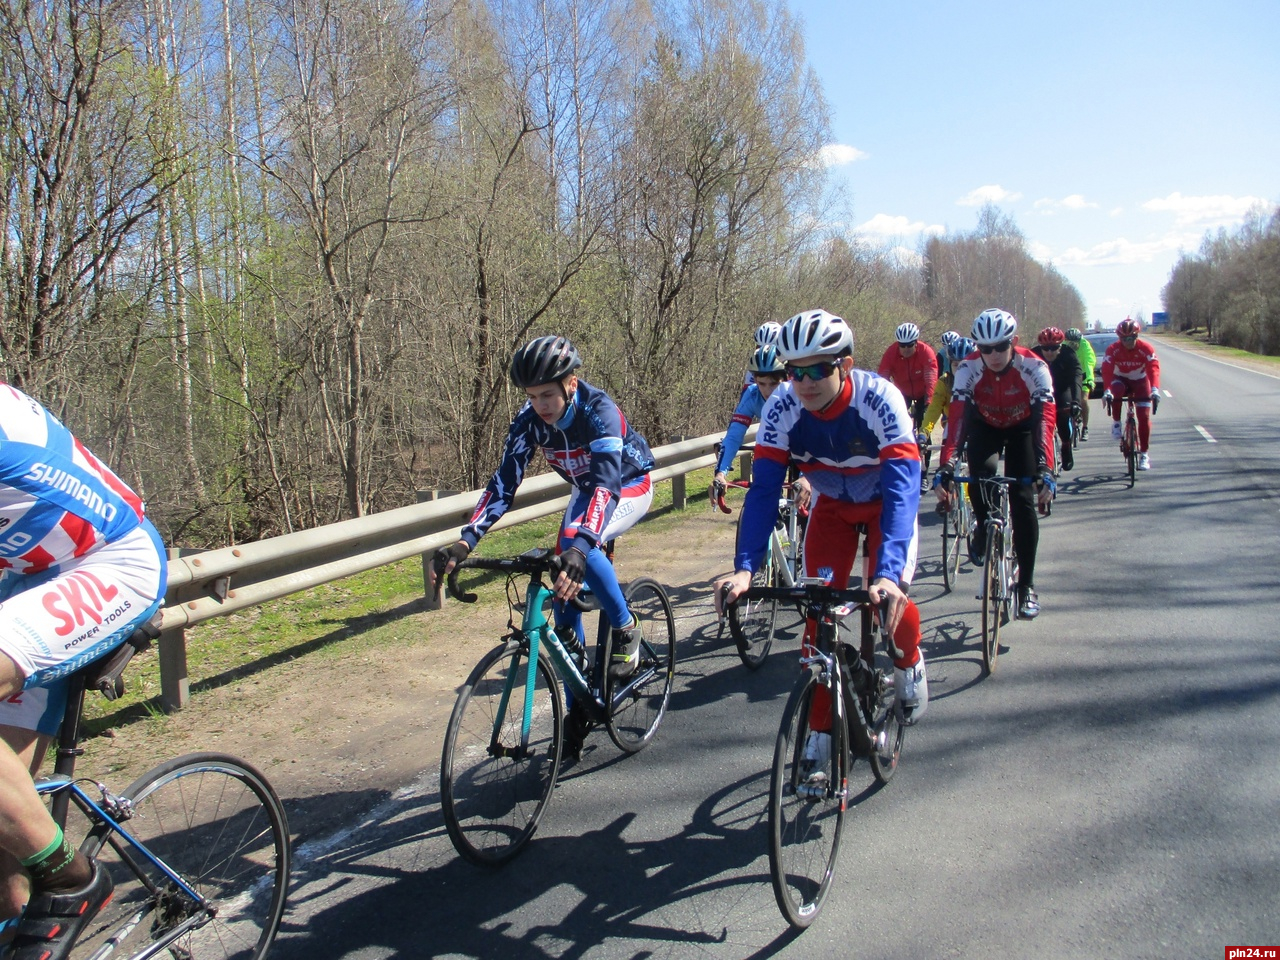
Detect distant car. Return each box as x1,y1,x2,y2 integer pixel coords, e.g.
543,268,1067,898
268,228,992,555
1083,332,1118,398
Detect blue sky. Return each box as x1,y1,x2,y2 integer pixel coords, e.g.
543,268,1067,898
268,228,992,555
788,0,1279,325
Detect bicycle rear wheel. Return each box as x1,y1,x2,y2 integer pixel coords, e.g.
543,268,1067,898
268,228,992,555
73,753,290,960
441,640,563,865
606,577,676,753
769,667,847,929
940,495,964,592
980,526,1003,674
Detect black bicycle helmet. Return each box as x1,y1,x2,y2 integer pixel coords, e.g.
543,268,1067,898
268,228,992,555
509,335,582,387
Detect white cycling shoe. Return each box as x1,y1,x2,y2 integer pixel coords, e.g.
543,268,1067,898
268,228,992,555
893,655,929,725
1111,422,1123,440
1137,452,1151,470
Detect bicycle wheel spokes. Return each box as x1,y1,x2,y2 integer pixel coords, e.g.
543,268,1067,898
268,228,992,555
730,556,778,668
607,578,676,753
769,670,845,929
76,753,290,960
980,527,1002,674
941,502,961,592
867,663,906,785
441,642,562,865
1125,418,1138,486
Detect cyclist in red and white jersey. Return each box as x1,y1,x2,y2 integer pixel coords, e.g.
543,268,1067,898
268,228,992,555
0,383,167,958
1100,318,1161,470
877,322,938,433
935,309,1056,619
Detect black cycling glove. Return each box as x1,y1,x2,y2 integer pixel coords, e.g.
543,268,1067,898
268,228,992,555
559,547,587,586
432,541,470,581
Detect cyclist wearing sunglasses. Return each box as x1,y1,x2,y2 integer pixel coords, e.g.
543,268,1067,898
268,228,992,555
1032,327,1084,472
877,322,939,445
711,345,811,510
935,308,1056,619
715,309,928,731
1100,318,1161,470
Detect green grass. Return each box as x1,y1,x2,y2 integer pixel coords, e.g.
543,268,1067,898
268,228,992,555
82,465,723,733
1152,328,1280,366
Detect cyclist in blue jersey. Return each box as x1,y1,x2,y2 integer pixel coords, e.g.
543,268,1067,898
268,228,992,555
0,383,167,960
715,309,929,770
432,336,655,685
711,344,810,510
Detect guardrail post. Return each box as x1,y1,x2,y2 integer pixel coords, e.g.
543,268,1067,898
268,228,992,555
158,626,190,712
738,450,753,482
669,436,688,509
419,490,460,608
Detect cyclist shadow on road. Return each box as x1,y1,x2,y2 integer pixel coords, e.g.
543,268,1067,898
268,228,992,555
274,770,827,959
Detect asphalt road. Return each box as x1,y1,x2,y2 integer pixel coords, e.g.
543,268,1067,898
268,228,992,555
269,342,1280,959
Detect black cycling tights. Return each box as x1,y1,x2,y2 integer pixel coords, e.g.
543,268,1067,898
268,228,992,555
966,419,1038,589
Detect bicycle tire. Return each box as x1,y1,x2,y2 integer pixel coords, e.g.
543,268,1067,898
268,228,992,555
1124,417,1138,486
606,577,676,753
440,640,563,866
866,648,906,785
980,526,1002,674
728,513,778,667
72,752,290,960
941,499,961,592
769,667,847,929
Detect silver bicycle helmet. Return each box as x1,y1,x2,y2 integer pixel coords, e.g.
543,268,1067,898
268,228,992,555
754,321,783,348
895,322,920,345
777,309,854,361
970,309,1018,346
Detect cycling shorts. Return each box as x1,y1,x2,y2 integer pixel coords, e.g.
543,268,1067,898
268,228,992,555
0,520,166,734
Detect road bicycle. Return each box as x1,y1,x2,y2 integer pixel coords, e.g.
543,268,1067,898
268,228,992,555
954,475,1035,674
438,547,676,865
715,479,806,669
1106,395,1141,486
939,474,973,593
728,580,902,929
1070,402,1084,450
29,625,291,960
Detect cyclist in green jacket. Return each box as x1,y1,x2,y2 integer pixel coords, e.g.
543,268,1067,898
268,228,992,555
1063,328,1095,440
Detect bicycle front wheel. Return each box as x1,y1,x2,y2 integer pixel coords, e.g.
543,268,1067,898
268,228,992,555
769,667,847,929
441,640,563,866
729,548,778,669
866,661,906,786
981,527,1003,674
606,577,676,753
74,753,290,960
1124,419,1138,486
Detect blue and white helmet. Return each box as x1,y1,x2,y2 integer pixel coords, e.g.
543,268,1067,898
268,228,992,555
748,344,785,375
777,309,854,361
947,337,976,362
940,330,961,349
754,321,783,348
895,322,920,345
970,308,1018,346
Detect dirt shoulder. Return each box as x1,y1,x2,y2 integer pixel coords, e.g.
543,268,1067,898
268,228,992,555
66,507,739,840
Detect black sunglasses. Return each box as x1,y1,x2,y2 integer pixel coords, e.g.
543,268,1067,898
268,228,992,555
978,340,1012,355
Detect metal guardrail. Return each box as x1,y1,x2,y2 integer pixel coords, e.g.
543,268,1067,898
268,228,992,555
152,428,755,708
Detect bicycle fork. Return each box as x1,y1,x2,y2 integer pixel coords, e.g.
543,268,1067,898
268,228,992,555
796,646,851,805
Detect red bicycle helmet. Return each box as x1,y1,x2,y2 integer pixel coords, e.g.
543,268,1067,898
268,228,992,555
1037,327,1065,346
1116,317,1141,338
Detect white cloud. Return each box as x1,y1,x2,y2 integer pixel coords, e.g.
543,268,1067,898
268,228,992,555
854,213,945,238
957,185,1022,207
1141,192,1271,227
818,143,868,167
1053,233,1199,267
1027,240,1054,262
1034,194,1098,212
887,246,923,269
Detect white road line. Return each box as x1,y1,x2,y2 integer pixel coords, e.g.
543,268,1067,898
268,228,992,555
1194,425,1217,443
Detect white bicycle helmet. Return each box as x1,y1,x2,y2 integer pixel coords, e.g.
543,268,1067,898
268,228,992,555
970,308,1018,346
940,330,960,349
754,321,783,348
777,309,854,361
895,322,920,345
